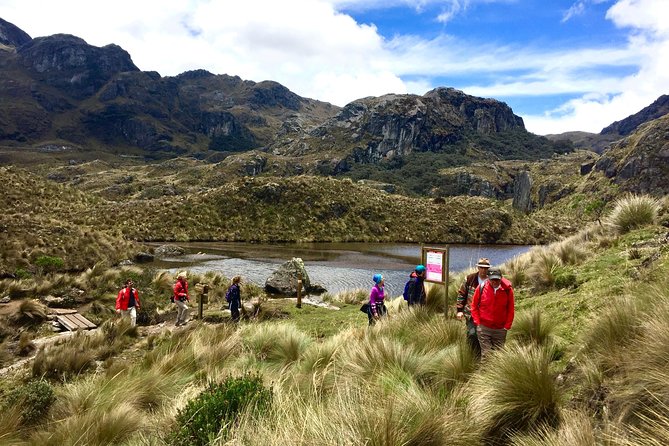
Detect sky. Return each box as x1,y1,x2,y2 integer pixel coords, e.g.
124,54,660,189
2,0,668,135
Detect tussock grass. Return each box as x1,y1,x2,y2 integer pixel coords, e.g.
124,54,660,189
323,288,368,305
241,323,312,369
581,296,642,373
419,339,477,393
11,299,48,325
551,238,588,265
503,255,530,288
527,249,562,290
606,194,660,234
612,399,669,446
510,410,598,446
510,309,558,348
469,344,563,441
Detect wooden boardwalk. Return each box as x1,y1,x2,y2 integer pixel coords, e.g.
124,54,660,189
55,313,97,331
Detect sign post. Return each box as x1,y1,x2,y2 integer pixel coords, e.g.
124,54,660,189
421,246,450,317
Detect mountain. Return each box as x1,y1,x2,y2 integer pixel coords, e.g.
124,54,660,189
601,94,669,137
0,18,562,174
594,112,669,195
0,19,338,158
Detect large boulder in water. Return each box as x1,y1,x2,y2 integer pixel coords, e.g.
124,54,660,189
265,258,325,296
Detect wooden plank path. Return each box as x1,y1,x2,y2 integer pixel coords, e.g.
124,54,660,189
55,313,97,331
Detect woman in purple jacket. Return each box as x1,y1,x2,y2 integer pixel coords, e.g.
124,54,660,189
368,274,387,325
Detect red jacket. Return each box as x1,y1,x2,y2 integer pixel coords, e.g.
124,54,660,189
173,279,189,302
471,278,514,330
116,287,140,310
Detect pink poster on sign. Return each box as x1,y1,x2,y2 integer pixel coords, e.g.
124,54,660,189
426,250,443,283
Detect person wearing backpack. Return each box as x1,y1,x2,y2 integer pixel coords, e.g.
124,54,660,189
173,271,190,326
368,273,387,325
456,257,491,358
471,267,514,359
116,278,141,327
225,276,242,322
403,265,427,306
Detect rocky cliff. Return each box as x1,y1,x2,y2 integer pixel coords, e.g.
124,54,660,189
595,113,669,195
601,94,669,137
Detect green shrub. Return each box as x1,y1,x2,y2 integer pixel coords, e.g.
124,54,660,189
3,380,56,426
169,374,272,446
553,268,578,289
34,255,65,274
606,194,659,234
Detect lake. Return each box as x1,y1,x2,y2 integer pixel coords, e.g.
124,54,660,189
155,242,533,296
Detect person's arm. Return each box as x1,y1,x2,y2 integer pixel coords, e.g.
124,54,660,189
456,278,469,319
471,285,482,326
134,289,140,310
505,288,515,330
369,287,379,316
115,289,122,312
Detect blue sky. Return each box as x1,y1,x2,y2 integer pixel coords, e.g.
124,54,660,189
3,0,668,134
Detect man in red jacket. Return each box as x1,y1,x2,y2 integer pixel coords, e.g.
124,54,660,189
116,279,141,327
471,267,514,359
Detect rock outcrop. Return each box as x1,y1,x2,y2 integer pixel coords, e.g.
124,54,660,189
264,258,325,296
594,113,669,195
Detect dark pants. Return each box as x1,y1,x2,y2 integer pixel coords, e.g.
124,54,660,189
230,301,240,322
368,303,387,325
477,325,507,359
465,317,482,359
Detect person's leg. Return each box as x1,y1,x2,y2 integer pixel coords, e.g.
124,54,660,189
128,306,137,327
231,303,240,321
477,325,494,360
175,300,186,325
489,328,508,351
466,318,481,358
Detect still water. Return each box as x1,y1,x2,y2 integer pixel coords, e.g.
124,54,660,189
156,242,533,296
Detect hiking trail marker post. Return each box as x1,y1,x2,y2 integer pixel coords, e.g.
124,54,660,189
296,273,303,308
422,246,450,317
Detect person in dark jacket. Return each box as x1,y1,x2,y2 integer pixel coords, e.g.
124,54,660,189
471,267,515,359
116,279,141,327
173,271,190,326
225,276,242,322
406,265,427,306
456,257,491,357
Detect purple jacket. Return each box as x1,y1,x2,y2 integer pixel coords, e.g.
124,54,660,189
369,285,385,315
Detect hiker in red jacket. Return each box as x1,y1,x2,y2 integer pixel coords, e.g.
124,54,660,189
471,267,514,359
173,271,190,326
116,279,141,327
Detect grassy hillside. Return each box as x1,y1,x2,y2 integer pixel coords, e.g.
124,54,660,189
0,195,667,445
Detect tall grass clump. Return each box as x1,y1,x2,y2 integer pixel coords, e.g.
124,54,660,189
526,249,562,290
241,323,312,369
510,410,598,446
168,374,272,446
580,296,642,373
607,296,669,424
510,309,558,348
469,344,563,442
606,194,660,234
10,299,48,325
504,255,530,288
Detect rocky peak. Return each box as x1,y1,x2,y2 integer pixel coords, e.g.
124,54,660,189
601,94,669,136
17,33,139,98
0,18,31,47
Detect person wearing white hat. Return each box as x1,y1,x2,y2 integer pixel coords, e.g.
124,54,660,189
456,257,491,357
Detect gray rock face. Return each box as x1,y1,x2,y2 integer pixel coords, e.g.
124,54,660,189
154,245,186,258
0,17,32,47
512,171,533,213
17,34,139,99
594,114,669,195
265,258,315,296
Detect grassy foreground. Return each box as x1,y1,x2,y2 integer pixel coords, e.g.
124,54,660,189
0,195,667,445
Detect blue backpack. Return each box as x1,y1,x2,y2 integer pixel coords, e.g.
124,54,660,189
403,279,415,301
